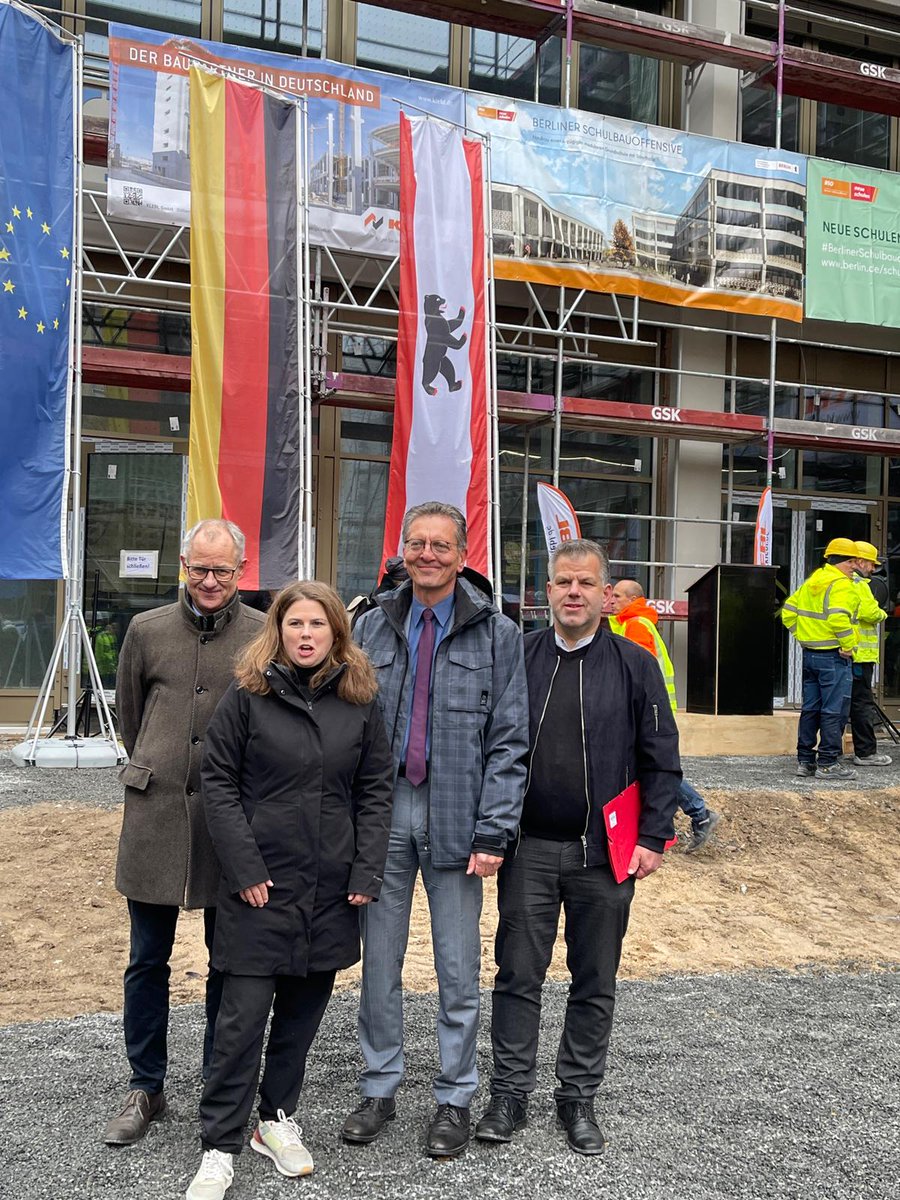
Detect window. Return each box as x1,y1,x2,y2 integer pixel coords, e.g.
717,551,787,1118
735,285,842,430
717,181,760,203
356,5,450,84
816,103,890,170
469,31,561,104
578,43,658,123
224,0,323,57
85,1,202,65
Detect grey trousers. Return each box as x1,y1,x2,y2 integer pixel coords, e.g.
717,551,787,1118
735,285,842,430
358,777,483,1106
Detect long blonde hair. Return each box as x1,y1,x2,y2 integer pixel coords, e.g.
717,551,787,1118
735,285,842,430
235,580,377,705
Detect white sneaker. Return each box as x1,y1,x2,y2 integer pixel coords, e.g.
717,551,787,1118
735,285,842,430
852,753,893,766
185,1150,234,1200
251,1109,314,1177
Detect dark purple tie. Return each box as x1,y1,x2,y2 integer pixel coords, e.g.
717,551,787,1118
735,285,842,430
406,608,435,787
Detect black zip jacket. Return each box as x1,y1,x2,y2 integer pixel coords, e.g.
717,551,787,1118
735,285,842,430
524,626,682,862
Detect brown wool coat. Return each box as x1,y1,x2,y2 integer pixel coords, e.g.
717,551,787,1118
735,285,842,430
114,590,266,908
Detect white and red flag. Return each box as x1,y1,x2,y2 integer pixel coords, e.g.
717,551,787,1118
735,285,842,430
381,113,489,575
754,486,773,565
537,482,581,558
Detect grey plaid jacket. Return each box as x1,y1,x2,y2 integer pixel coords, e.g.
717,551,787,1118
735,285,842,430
353,576,528,868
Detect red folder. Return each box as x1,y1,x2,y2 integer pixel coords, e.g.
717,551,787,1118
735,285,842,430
602,781,677,884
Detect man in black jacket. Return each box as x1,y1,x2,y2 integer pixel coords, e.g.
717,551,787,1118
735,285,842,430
475,538,681,1155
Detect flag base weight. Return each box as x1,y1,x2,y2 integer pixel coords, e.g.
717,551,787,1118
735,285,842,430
9,736,124,769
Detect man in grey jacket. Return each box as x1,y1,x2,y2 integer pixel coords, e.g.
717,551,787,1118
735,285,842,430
104,519,265,1146
342,501,528,1158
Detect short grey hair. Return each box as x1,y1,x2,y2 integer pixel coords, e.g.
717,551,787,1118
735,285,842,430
181,519,246,564
401,501,467,551
549,538,610,584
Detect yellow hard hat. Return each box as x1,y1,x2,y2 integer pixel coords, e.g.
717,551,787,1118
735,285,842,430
854,540,882,565
823,537,859,558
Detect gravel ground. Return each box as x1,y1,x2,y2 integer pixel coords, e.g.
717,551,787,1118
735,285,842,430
1,970,897,1200
3,741,900,812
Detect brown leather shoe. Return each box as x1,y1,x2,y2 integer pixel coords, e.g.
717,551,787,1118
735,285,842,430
103,1089,167,1145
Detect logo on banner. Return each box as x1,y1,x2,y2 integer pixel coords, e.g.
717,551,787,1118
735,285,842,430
422,295,467,395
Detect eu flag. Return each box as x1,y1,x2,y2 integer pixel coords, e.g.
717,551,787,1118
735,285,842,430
0,2,75,579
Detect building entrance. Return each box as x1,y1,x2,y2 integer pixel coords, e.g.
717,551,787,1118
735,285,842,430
729,493,878,706
82,448,185,688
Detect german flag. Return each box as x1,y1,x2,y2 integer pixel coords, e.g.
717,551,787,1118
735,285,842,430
187,67,300,590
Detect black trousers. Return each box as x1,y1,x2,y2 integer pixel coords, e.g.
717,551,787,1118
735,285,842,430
124,900,222,1093
489,834,633,1106
199,970,336,1154
850,662,878,759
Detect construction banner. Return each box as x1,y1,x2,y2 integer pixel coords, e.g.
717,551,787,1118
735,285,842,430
0,1,75,579
467,95,807,323
186,67,300,590
805,159,900,328
381,114,489,576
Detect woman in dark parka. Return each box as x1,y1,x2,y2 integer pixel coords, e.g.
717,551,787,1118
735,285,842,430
185,581,393,1200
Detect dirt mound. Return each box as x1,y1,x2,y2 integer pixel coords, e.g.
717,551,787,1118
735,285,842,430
2,787,898,1025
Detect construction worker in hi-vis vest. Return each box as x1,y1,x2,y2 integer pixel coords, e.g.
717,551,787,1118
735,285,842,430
847,541,891,767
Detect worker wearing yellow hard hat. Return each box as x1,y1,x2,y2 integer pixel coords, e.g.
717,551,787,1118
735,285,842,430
848,541,891,766
781,538,860,779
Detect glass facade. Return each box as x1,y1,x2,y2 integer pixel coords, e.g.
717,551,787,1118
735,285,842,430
85,1,202,65
468,32,561,105
224,0,323,56
0,581,57,690
355,5,450,83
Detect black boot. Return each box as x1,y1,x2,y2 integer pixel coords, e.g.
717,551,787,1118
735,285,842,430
341,1097,396,1144
426,1103,470,1158
556,1100,606,1155
474,1096,528,1143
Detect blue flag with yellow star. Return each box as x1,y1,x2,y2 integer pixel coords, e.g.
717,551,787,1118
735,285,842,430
0,2,75,579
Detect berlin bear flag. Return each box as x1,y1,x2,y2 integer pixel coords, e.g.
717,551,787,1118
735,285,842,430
0,2,75,579
381,114,489,574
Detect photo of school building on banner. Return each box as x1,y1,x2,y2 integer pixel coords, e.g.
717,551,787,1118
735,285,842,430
466,96,806,322
805,158,900,328
107,22,806,322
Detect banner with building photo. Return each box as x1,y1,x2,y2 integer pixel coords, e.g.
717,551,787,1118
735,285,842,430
466,96,808,322
107,23,464,256
805,158,900,328
381,115,490,576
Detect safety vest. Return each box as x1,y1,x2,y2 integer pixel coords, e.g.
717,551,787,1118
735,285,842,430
609,614,677,713
781,564,858,653
852,576,886,664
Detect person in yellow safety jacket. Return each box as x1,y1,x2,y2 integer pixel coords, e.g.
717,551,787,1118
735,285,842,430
780,537,860,780
609,580,719,854
847,541,891,767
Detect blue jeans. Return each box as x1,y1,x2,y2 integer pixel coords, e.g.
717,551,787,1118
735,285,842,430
358,776,483,1106
678,780,707,824
797,650,852,768
124,899,222,1093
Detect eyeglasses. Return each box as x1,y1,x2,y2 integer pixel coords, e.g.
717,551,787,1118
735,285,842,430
404,538,458,557
185,564,239,582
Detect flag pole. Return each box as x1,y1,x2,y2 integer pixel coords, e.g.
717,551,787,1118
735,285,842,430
301,96,314,580
484,133,502,607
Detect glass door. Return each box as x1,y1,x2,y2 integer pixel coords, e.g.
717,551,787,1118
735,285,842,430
82,451,185,688
730,493,877,705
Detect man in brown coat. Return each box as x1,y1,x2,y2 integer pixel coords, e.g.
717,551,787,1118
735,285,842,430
104,519,265,1146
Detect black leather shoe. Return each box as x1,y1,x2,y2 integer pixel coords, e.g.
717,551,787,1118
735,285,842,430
556,1100,606,1155
103,1089,167,1146
474,1096,528,1143
341,1097,396,1144
426,1103,470,1158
